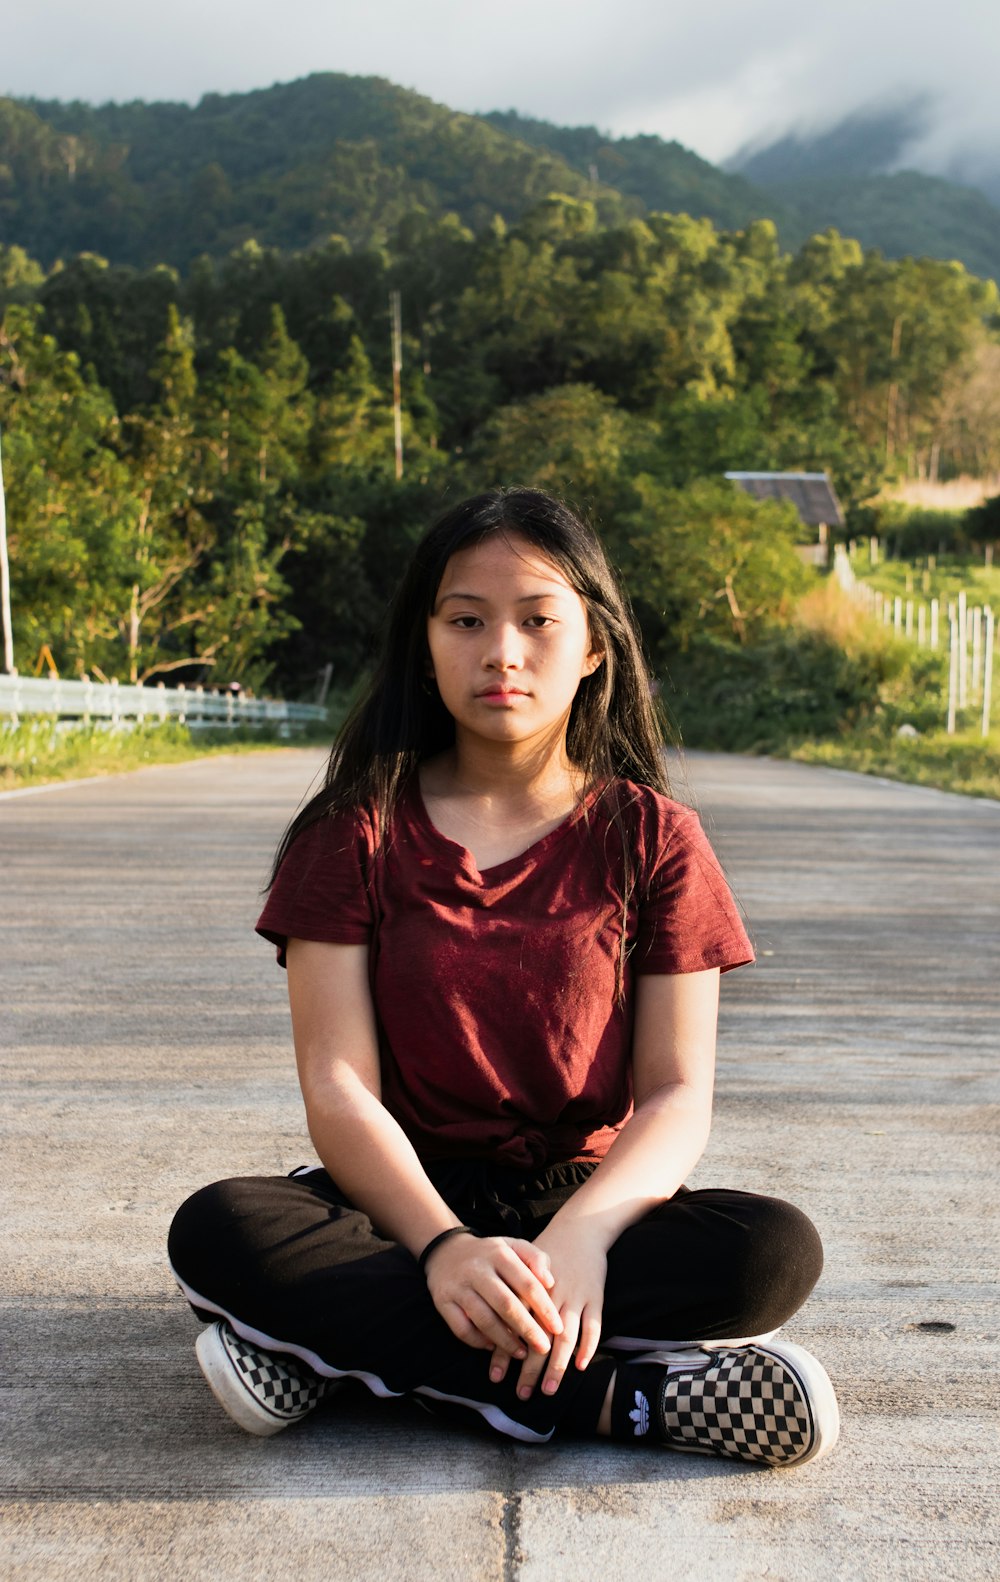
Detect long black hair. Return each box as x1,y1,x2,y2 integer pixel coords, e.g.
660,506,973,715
271,487,671,883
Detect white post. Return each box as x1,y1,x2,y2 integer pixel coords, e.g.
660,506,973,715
893,596,902,636
870,536,879,566
0,427,14,675
157,680,167,723
931,599,939,650
982,606,994,738
110,676,120,727
177,681,186,725
971,607,982,695
958,591,968,708
947,616,959,734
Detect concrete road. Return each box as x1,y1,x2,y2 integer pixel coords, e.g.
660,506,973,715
2,751,998,1582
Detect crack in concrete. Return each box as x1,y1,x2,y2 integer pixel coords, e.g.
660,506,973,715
500,1446,523,1582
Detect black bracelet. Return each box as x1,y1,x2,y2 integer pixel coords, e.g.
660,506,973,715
417,1225,481,1274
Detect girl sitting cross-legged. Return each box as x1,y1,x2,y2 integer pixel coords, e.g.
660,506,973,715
168,486,839,1466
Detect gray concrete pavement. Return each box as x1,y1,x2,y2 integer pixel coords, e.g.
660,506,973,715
2,750,998,1581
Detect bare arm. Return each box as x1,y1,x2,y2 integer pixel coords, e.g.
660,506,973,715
509,967,720,1398
285,937,562,1356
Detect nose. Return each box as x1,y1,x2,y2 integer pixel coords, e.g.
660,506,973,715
484,621,524,671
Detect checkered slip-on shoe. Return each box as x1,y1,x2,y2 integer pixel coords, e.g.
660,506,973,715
195,1320,330,1437
611,1340,839,1468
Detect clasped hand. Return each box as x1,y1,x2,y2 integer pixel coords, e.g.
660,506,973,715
424,1226,607,1399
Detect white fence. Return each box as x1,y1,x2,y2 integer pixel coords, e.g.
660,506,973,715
834,546,995,736
0,675,327,731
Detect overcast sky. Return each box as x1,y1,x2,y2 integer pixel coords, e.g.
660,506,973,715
3,0,997,168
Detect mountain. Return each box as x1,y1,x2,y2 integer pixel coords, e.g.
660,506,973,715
728,97,1000,205
0,75,636,270
728,100,935,185
2,76,1000,284
480,109,794,234
727,101,1000,280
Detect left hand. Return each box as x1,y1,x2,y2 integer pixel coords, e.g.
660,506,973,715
489,1223,607,1399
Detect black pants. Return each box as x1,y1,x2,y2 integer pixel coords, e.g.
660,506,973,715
168,1160,824,1443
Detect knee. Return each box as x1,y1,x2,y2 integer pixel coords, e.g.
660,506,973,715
167,1178,249,1284
731,1195,824,1332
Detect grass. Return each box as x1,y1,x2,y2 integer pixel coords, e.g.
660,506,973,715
786,726,1000,801
785,575,999,799
851,548,1000,609
0,717,336,792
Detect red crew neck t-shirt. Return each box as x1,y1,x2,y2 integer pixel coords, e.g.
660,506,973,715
256,779,753,1170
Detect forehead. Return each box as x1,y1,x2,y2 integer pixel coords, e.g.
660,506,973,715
436,533,576,595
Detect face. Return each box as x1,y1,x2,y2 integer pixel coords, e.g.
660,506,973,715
426,533,603,753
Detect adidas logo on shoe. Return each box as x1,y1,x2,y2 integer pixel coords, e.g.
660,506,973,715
629,1390,650,1436
195,1320,329,1437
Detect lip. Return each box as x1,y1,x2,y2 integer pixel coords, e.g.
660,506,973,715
477,687,528,701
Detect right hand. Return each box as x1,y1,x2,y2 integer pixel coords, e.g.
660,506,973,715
423,1232,564,1363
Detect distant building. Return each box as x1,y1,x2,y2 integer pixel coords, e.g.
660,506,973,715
725,471,845,566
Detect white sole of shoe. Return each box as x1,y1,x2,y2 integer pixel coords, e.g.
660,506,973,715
195,1324,299,1437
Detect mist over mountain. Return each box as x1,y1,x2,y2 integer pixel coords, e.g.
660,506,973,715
721,97,1000,281
728,96,1000,207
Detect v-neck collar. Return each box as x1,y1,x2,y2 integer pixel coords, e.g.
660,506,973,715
406,775,601,885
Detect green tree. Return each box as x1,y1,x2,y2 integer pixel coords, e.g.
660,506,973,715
620,478,809,658
0,304,134,679
461,383,654,530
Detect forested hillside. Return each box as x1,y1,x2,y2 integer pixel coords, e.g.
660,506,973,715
481,110,790,234
4,75,1000,281
0,78,635,269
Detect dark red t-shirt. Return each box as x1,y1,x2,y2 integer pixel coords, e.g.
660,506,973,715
256,778,753,1169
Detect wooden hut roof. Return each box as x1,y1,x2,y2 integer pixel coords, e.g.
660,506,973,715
724,471,846,529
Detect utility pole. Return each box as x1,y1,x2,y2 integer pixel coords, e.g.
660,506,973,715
0,426,14,674
885,314,903,463
390,289,404,481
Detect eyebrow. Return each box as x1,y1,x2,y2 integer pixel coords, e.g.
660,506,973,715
436,590,567,605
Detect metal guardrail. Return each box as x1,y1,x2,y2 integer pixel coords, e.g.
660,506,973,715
0,675,327,730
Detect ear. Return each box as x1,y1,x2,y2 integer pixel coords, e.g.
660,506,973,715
582,649,604,678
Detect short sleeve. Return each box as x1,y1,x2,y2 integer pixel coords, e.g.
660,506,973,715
633,806,754,975
255,808,376,967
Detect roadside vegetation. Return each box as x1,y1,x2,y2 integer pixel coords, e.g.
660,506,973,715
789,727,1000,800
665,571,999,800
0,715,339,792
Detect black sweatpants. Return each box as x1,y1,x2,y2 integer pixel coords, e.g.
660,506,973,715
168,1159,823,1443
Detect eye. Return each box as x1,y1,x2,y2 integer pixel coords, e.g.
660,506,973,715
449,615,482,629
524,614,556,628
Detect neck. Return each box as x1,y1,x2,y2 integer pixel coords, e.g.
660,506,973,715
436,730,583,806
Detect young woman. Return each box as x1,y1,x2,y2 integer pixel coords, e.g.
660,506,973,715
168,488,839,1465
